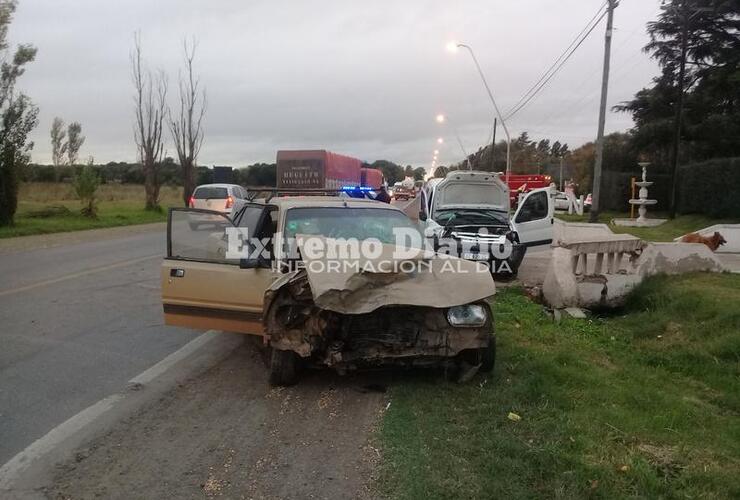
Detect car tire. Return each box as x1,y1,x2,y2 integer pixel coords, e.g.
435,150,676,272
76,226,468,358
460,336,496,373
480,336,496,373
268,348,299,386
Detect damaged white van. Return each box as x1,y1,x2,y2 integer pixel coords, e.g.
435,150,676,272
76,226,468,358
419,170,555,277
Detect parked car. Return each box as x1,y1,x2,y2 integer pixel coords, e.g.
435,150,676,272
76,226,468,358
553,191,570,211
189,183,248,215
419,170,555,277
584,193,592,212
163,196,496,385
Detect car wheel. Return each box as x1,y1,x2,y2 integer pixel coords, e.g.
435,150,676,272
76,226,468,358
460,336,496,373
480,336,496,373
268,348,299,386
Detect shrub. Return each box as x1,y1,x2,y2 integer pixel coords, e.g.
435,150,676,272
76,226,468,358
678,157,740,218
72,164,100,217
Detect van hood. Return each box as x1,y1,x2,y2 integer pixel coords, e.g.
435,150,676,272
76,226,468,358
431,171,510,217
272,235,496,315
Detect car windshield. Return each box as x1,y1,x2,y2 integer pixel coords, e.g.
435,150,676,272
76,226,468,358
193,187,228,199
435,208,508,226
284,207,420,244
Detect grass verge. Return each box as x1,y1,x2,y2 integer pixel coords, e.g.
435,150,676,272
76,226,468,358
556,212,739,242
0,183,182,238
379,273,740,499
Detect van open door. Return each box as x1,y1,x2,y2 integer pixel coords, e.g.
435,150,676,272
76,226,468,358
511,187,555,247
161,207,278,335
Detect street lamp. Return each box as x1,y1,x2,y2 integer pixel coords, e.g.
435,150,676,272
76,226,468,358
435,113,471,170
437,137,444,144
447,41,511,177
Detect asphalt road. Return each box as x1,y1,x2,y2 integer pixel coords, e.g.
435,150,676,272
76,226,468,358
0,224,200,465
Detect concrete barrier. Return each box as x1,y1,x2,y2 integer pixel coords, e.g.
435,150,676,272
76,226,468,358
544,222,726,309
552,219,616,247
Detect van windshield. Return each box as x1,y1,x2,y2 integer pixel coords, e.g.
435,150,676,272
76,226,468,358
435,184,506,207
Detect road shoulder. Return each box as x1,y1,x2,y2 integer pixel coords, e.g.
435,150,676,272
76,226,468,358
0,331,242,499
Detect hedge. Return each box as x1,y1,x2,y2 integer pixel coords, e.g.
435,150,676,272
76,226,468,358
599,170,672,213
678,157,740,218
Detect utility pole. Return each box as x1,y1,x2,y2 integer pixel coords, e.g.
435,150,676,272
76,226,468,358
491,118,497,171
589,0,617,223
559,154,565,191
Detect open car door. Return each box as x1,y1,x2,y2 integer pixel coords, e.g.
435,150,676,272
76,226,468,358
511,186,555,247
162,206,278,335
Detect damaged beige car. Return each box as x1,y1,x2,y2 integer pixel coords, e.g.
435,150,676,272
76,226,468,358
162,196,496,385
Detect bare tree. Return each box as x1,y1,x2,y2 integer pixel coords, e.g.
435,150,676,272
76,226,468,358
131,33,167,211
50,117,67,167
169,38,206,207
66,121,85,165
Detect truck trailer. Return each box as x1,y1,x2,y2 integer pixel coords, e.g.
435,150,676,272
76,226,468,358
276,150,363,190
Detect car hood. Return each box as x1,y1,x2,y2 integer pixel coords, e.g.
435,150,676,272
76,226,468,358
431,171,510,218
271,235,496,315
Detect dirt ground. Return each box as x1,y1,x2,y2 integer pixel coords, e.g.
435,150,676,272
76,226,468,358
44,338,389,500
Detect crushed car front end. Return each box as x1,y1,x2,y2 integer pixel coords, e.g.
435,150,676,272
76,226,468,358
264,269,494,375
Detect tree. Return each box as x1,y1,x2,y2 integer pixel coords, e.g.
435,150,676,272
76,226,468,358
433,165,448,178
412,166,426,181
616,0,740,164
50,117,67,167
0,1,38,226
66,121,84,165
72,158,100,217
132,33,168,211
169,38,205,207
368,160,404,185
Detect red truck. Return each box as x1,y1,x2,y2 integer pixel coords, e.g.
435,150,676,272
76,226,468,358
361,167,384,190
277,150,376,190
501,173,553,206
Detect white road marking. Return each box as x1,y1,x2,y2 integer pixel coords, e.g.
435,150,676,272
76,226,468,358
0,254,161,297
129,330,221,386
0,330,219,490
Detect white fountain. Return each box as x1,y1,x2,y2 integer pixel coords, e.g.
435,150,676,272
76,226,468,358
613,162,667,227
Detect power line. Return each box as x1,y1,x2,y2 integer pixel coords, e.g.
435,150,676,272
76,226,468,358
503,1,607,118
521,4,662,134
504,5,609,121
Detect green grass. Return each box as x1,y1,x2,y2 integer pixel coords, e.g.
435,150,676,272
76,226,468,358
379,274,740,499
556,212,739,242
0,183,183,238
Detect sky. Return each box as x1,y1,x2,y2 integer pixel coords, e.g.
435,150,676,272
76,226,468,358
12,0,662,168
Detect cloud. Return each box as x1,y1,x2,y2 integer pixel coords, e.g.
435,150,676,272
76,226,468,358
13,0,660,167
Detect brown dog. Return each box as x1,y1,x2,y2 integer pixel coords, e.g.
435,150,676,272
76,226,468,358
680,231,727,252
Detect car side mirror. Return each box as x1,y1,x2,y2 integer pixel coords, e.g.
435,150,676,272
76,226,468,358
419,210,427,222
239,256,272,269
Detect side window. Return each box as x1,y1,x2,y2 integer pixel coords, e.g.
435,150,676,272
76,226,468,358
515,191,548,223
168,209,238,264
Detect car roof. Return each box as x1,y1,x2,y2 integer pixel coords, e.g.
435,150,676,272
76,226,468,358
194,183,242,189
264,196,404,211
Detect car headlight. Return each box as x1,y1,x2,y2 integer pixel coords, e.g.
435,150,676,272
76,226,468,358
447,304,488,327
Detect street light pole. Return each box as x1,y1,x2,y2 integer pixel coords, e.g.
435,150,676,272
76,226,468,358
588,0,617,223
455,43,512,177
